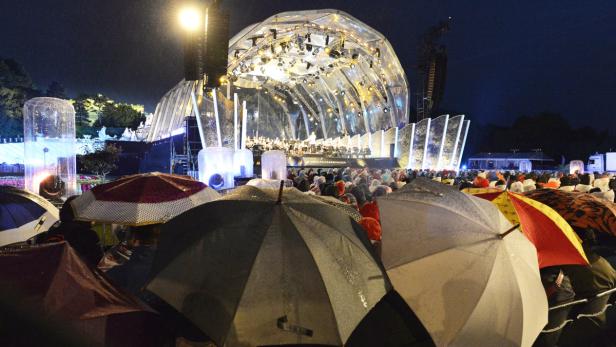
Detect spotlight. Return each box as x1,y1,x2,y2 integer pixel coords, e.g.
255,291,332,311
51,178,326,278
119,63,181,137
178,7,201,32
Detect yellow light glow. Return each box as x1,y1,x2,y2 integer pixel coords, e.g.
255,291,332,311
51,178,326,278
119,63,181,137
179,7,201,32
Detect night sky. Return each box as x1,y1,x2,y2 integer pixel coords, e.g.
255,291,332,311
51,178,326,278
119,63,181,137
1,0,615,131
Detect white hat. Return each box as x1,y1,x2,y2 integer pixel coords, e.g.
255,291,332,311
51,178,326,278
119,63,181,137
592,190,615,203
593,177,610,192
510,181,524,193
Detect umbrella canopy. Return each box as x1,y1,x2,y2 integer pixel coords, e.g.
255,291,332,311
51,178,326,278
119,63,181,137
379,178,548,347
524,188,616,236
507,192,588,268
71,172,220,226
461,187,519,225
463,187,588,268
147,185,392,347
0,242,160,346
0,186,59,247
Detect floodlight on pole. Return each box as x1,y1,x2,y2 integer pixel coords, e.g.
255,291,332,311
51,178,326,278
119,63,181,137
179,7,201,32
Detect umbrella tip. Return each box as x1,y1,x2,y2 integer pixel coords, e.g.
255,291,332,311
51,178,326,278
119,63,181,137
276,180,284,204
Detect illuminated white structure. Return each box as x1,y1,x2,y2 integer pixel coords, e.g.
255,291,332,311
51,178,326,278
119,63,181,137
198,147,235,190
23,97,76,198
261,150,287,180
147,9,469,171
233,149,254,178
519,160,532,173
569,160,584,174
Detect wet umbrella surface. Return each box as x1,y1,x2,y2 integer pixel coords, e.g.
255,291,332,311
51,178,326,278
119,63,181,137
378,178,548,347
146,185,390,347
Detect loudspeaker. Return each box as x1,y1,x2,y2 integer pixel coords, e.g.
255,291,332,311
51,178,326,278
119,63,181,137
183,29,204,81
204,4,230,88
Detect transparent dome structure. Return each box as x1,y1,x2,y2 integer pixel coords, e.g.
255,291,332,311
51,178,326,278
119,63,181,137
147,9,470,171
23,97,77,199
148,9,409,143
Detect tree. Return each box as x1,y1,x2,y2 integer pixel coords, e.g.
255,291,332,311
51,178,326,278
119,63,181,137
74,100,90,126
45,81,67,99
95,103,145,130
0,58,40,137
79,144,121,181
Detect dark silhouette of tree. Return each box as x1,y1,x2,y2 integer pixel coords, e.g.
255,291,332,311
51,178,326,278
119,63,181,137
79,144,121,181
0,58,40,137
45,81,67,99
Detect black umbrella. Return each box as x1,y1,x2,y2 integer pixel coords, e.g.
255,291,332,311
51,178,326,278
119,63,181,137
0,186,59,246
147,185,391,347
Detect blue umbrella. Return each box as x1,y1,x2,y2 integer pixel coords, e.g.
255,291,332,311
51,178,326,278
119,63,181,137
0,186,59,246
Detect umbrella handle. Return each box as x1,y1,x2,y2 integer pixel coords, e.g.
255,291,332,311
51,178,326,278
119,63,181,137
498,224,520,239
276,180,284,204
277,315,313,337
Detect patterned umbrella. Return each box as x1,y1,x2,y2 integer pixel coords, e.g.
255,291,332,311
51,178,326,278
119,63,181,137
71,172,220,226
524,188,616,236
0,186,59,247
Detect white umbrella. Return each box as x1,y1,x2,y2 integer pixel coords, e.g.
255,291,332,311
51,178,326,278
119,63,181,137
378,178,548,347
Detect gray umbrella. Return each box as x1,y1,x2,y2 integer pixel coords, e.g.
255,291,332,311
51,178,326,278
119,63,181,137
146,185,390,347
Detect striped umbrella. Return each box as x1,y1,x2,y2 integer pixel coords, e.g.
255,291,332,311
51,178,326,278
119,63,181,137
71,172,220,226
0,186,59,247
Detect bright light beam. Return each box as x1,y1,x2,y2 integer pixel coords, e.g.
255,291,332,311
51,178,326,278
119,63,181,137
179,7,201,32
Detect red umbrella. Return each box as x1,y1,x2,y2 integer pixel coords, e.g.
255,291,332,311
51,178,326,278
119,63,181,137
508,192,588,268
0,242,162,346
71,172,220,225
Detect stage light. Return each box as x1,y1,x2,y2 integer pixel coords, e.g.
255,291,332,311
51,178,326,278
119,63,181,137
179,7,201,32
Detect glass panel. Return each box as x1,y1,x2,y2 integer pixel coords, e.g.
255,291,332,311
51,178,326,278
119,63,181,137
440,115,464,170
452,120,470,170
396,124,414,169
409,118,430,170
424,114,449,170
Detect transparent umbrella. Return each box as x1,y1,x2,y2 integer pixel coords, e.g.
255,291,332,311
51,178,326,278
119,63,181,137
378,178,548,347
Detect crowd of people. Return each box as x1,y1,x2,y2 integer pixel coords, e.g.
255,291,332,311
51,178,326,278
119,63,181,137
14,167,616,346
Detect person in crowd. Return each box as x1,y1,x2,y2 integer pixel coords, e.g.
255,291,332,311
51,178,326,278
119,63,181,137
534,267,576,347
38,196,103,267
472,172,489,188
576,174,593,193
106,224,160,297
359,216,382,258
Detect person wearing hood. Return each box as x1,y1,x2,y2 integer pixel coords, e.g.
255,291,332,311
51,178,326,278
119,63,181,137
38,196,103,267
472,172,489,188
559,176,576,192
576,174,593,193
359,217,382,258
